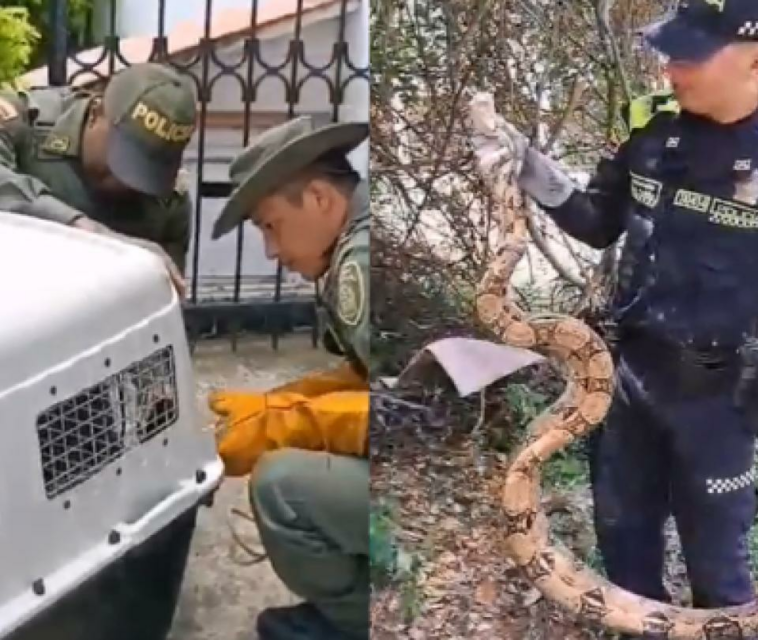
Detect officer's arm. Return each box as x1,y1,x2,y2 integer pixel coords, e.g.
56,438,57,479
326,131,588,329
0,96,83,225
540,140,632,250
162,194,192,274
334,242,369,373
530,95,674,249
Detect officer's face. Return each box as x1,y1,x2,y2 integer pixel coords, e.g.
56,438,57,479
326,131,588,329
251,179,348,281
81,105,136,198
666,43,758,120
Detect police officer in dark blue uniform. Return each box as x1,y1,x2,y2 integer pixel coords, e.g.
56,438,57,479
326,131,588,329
471,0,758,619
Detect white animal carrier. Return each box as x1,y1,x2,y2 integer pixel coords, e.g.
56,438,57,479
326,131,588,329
0,213,223,640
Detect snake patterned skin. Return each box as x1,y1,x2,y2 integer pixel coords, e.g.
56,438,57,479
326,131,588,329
468,92,758,639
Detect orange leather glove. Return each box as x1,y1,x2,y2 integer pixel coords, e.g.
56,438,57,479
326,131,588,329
209,365,369,477
272,362,367,395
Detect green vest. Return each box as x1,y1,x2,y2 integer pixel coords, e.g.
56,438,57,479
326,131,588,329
625,89,680,133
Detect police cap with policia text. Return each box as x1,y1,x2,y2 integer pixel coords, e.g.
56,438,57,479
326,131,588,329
103,63,196,198
643,0,758,64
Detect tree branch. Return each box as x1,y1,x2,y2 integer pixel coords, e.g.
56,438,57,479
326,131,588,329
524,202,585,288
596,0,632,105
542,75,587,154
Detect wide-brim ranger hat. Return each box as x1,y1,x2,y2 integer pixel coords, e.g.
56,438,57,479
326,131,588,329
642,0,758,64
211,116,369,240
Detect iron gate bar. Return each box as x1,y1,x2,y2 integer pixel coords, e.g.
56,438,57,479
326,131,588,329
232,0,261,311
332,0,350,122
49,0,69,87
107,0,117,76
152,0,169,61
183,298,318,354
289,0,305,119
46,0,368,350
188,0,215,305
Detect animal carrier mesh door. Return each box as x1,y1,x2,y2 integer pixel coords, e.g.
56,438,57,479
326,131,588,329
36,346,179,499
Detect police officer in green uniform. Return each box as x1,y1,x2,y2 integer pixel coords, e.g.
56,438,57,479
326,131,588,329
0,62,196,291
210,116,369,640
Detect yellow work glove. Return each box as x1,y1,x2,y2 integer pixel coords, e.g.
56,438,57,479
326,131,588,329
273,362,367,395
211,390,369,477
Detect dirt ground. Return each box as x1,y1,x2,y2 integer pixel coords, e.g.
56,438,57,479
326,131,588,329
167,333,339,640
370,425,690,640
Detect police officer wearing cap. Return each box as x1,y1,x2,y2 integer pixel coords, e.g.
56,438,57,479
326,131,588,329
0,62,196,293
210,116,369,640
471,0,758,621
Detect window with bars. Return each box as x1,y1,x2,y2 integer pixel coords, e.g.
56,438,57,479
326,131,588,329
36,346,179,499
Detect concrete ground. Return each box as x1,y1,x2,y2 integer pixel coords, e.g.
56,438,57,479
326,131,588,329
168,333,339,640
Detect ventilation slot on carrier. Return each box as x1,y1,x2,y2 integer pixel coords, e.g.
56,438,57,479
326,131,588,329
36,346,178,499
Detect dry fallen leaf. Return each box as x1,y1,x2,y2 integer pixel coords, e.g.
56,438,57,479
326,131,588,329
475,578,498,606
371,422,691,639
441,516,460,532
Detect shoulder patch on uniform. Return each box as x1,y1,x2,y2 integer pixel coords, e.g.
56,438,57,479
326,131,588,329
336,260,365,327
0,97,18,122
42,133,70,154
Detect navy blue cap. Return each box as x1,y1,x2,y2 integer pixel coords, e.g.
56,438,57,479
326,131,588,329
643,0,758,63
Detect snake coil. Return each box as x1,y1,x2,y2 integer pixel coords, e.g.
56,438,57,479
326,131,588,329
468,93,758,639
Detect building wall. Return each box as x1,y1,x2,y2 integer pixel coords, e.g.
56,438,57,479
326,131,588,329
94,0,275,42
92,0,368,293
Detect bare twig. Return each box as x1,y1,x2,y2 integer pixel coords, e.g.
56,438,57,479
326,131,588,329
471,389,488,436
542,75,588,155
524,204,585,288
371,392,435,414
596,0,633,105
372,0,663,373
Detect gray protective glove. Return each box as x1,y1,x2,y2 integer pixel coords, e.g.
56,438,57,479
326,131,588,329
519,147,577,208
468,92,576,208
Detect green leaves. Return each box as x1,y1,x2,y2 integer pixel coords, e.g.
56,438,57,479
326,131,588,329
371,500,424,623
370,506,398,584
0,0,95,87
371,501,418,585
544,449,589,489
0,8,39,86
504,382,549,430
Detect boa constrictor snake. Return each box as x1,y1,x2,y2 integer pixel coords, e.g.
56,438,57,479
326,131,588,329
468,93,758,639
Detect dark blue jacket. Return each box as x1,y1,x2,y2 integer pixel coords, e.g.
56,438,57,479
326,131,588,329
544,108,758,351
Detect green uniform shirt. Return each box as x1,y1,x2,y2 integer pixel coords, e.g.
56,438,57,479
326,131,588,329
321,180,370,374
0,87,191,272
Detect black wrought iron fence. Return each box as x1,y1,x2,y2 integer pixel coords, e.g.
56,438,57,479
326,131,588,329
46,0,369,350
